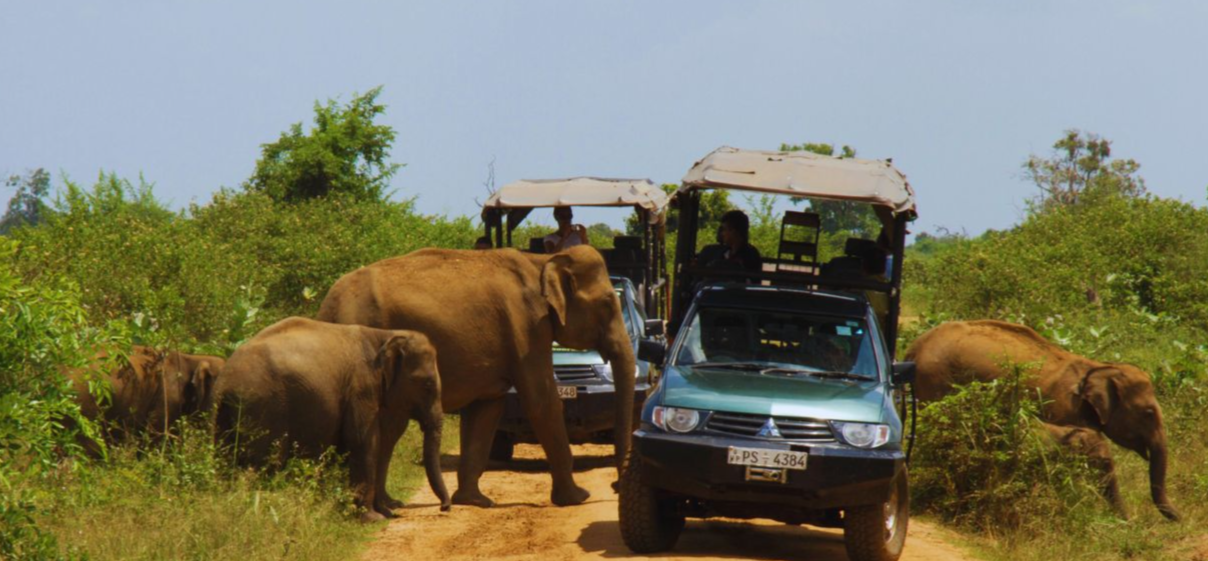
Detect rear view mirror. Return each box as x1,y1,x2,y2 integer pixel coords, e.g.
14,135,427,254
638,338,667,366
644,318,665,337
892,361,916,386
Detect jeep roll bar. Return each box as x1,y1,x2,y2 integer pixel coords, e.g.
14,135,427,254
480,177,670,319
671,147,918,357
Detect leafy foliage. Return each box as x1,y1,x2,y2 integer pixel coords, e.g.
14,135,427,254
1024,129,1146,211
245,87,401,203
911,363,1103,533
0,237,122,560
1,168,50,235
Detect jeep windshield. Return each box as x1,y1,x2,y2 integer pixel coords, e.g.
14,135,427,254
673,306,878,380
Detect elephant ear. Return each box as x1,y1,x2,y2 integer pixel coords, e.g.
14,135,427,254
541,254,577,328
377,335,411,406
1081,367,1120,428
185,361,217,412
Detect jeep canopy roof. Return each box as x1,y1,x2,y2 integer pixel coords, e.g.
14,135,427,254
677,146,917,224
482,177,669,223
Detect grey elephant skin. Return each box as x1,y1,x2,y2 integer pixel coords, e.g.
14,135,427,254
69,345,224,455
906,319,1179,521
212,317,450,521
317,245,637,509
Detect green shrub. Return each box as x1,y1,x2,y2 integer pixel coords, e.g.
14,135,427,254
911,363,1104,534
0,237,120,560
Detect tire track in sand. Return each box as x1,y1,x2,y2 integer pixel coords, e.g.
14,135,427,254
365,444,978,561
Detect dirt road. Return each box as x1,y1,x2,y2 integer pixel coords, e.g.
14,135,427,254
365,444,977,561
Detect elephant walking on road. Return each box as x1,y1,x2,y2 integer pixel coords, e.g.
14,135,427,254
212,317,450,521
906,320,1179,521
317,245,637,509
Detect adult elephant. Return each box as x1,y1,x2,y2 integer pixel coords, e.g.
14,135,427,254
317,245,636,508
212,318,449,521
906,320,1179,521
69,345,224,454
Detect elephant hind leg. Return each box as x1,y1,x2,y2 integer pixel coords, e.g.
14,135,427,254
452,398,504,508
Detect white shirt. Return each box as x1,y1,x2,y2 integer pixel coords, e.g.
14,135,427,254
544,229,585,251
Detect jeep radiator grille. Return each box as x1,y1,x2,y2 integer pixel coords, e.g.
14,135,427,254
553,365,597,383
707,411,834,442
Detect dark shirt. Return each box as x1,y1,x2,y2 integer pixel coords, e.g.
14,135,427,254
705,243,763,275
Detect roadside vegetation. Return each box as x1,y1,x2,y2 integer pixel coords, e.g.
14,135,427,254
0,89,468,560
903,130,1208,561
3,81,1206,561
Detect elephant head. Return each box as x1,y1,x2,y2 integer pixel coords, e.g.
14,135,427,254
1080,363,1179,521
378,332,451,511
540,245,638,469
145,350,224,434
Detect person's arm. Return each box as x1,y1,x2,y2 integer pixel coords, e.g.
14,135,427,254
576,224,591,247
543,234,558,253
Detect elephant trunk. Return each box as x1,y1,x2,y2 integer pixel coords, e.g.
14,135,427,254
605,325,637,474
1147,435,1179,521
421,412,451,511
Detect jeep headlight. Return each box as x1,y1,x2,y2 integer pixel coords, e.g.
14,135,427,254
833,422,891,448
592,363,640,382
652,406,701,433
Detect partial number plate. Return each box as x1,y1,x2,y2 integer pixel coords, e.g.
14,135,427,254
727,446,807,470
557,386,578,400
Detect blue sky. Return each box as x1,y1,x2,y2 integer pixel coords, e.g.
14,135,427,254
2,1,1205,235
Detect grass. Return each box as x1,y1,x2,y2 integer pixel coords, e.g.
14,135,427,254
34,418,459,561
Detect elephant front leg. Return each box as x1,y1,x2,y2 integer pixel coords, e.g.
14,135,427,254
452,398,505,508
512,362,589,507
349,435,387,522
373,419,410,513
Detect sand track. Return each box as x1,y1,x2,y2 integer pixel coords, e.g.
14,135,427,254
365,444,976,561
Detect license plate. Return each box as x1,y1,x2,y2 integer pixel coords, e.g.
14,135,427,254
557,386,578,399
727,447,807,470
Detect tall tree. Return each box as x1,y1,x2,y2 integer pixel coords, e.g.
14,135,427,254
779,142,879,237
246,87,402,202
0,168,50,234
1023,129,1145,210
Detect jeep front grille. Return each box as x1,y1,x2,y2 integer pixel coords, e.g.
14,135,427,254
707,411,834,442
553,365,597,383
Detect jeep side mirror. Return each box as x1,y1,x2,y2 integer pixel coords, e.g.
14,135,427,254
638,338,667,366
892,361,916,386
644,318,665,338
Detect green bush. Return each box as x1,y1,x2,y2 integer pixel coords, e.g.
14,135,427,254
0,237,120,560
911,363,1104,534
9,179,482,348
913,195,1208,332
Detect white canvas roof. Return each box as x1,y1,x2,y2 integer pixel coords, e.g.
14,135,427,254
679,147,917,217
483,177,669,214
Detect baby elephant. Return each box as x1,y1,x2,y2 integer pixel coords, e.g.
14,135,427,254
69,345,224,455
212,317,450,521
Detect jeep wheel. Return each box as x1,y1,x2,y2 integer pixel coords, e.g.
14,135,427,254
844,470,909,561
488,432,514,462
618,449,683,553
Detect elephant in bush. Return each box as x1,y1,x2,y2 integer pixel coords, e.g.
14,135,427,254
317,245,636,508
906,319,1179,521
212,317,449,521
69,345,224,454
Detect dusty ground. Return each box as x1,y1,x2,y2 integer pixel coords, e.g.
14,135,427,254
365,444,978,561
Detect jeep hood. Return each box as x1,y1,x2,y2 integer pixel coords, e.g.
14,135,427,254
662,365,887,423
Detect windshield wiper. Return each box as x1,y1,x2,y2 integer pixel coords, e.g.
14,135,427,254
759,368,875,381
690,362,767,371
